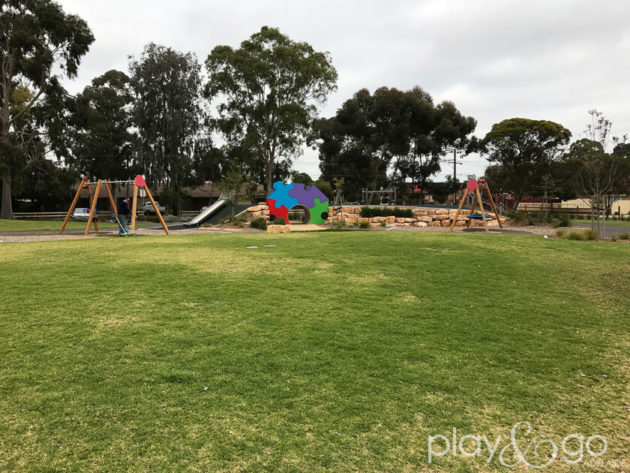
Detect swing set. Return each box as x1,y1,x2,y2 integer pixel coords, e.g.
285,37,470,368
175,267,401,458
449,178,503,233
60,174,169,236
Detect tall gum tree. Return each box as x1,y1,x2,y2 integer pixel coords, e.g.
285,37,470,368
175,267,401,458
0,0,93,218
130,43,203,213
205,26,337,194
480,118,572,209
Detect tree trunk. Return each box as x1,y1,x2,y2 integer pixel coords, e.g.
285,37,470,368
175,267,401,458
266,156,273,195
1,170,13,219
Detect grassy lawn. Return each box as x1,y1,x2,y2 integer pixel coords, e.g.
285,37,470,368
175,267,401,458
0,232,628,472
0,219,152,232
571,218,630,228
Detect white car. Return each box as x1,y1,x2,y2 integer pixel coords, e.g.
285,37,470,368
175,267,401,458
71,208,91,221
142,201,166,215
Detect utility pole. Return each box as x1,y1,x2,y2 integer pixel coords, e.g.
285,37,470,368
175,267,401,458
445,147,463,182
453,148,457,183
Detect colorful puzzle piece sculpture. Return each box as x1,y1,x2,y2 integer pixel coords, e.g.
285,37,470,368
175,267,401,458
266,181,329,224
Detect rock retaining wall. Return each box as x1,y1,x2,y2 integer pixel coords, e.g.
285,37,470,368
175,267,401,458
245,204,506,228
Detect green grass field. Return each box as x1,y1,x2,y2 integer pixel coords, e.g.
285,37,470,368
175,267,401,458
571,218,630,228
0,219,153,232
0,233,628,472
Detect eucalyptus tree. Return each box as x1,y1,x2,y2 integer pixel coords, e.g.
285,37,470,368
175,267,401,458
0,0,93,218
205,26,337,193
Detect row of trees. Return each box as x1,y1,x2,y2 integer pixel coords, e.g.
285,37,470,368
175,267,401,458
314,87,476,200
483,111,630,214
1,2,628,219
1,1,338,218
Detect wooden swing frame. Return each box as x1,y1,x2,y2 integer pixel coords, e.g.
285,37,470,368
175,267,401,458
60,175,170,235
449,178,503,233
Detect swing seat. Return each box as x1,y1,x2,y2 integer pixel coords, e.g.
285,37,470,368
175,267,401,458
466,215,492,219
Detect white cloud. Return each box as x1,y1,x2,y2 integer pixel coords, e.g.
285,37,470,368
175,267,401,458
58,0,630,181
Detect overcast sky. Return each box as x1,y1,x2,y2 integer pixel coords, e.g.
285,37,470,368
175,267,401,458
59,0,630,181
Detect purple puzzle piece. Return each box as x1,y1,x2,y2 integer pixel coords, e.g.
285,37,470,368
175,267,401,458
288,183,328,209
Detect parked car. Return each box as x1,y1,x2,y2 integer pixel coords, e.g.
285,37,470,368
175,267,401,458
71,208,91,221
142,201,166,215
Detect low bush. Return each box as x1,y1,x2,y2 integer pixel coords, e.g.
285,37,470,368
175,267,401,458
561,229,597,241
271,217,286,225
250,217,268,230
508,211,572,227
506,211,535,226
360,207,413,218
359,221,370,229
232,214,248,227
556,228,597,240
618,232,630,240
380,221,387,227
554,214,572,228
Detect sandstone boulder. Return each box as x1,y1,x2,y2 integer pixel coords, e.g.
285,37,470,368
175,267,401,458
267,225,290,233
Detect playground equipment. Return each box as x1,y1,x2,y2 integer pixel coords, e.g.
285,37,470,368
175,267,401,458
60,175,169,236
184,197,227,227
449,178,503,233
266,181,329,224
362,187,396,205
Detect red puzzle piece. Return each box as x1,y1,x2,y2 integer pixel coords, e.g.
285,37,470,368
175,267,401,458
266,197,289,224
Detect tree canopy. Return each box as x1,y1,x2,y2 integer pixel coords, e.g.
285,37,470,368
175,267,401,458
130,43,204,212
205,26,338,194
69,69,135,180
0,0,93,218
480,118,572,207
314,87,475,201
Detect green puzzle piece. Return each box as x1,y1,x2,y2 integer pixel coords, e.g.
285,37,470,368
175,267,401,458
309,198,329,224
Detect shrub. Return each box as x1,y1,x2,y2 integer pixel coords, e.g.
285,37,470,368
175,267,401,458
360,207,413,218
556,229,597,241
506,211,534,226
272,217,286,225
359,221,370,229
555,214,572,228
380,221,387,227
250,217,268,230
618,232,630,240
567,230,597,241
232,214,248,227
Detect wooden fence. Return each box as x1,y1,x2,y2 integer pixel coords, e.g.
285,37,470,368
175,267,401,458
13,210,198,220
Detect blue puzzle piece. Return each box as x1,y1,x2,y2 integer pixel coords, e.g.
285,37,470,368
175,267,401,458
267,181,298,210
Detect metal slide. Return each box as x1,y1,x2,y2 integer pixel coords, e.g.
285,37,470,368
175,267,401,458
185,199,227,227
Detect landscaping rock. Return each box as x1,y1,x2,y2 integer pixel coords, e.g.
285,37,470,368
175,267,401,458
267,225,291,233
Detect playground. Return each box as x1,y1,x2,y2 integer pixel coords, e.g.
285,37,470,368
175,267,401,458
1,231,629,472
